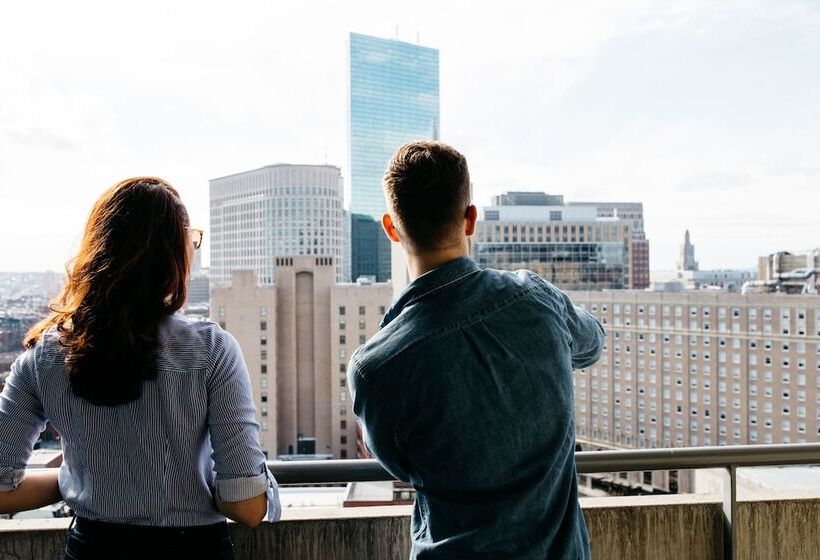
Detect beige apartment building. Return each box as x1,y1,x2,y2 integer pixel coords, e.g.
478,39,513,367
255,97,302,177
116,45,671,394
211,256,392,460
569,290,820,451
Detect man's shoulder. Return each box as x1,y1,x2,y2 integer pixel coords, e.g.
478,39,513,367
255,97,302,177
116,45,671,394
349,315,418,382
351,268,562,381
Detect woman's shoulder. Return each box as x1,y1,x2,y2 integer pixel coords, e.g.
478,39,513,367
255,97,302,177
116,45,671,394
27,327,66,364
156,314,237,370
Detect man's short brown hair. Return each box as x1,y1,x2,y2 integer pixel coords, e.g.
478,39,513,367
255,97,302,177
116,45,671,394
383,141,471,251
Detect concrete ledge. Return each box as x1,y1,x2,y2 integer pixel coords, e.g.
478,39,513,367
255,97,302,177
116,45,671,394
1,495,818,559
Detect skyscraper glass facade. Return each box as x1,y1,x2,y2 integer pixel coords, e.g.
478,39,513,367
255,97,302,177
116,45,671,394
348,32,440,219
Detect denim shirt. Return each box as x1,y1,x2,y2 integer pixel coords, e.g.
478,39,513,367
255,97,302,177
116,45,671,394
349,257,604,559
0,314,281,526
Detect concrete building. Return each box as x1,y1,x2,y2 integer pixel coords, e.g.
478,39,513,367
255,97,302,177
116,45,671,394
652,231,756,293
210,256,392,459
473,192,650,290
678,230,699,271
747,249,820,295
569,290,819,492
209,164,345,288
650,269,756,293
569,290,820,449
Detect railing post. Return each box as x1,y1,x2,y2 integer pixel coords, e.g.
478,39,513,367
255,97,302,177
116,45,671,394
722,465,737,560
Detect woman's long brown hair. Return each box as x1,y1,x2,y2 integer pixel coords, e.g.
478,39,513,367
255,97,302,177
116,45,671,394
25,177,192,406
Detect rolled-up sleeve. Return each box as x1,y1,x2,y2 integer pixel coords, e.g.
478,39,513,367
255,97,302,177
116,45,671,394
206,329,281,522
0,347,47,492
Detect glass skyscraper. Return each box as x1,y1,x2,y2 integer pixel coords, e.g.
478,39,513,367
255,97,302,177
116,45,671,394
348,32,440,219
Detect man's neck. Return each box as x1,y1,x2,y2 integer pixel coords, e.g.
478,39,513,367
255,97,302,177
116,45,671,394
405,244,470,280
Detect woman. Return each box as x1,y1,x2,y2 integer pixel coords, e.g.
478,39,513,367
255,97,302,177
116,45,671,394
0,177,279,559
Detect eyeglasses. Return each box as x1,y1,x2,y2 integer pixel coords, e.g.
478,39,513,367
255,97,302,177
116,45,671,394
188,228,204,250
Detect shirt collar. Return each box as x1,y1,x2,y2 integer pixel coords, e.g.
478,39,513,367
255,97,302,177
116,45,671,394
380,256,480,328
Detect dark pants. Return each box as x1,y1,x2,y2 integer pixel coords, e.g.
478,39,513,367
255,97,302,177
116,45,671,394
64,516,235,560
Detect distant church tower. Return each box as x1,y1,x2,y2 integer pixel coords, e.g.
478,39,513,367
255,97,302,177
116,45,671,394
677,230,699,271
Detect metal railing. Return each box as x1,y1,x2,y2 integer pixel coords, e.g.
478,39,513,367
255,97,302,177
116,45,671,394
268,443,820,560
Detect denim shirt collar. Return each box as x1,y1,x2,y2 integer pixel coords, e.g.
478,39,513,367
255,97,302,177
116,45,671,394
380,256,480,329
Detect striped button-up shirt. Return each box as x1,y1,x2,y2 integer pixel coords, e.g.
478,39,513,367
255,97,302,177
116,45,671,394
0,313,280,526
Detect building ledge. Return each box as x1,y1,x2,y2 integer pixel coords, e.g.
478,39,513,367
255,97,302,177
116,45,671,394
3,494,820,559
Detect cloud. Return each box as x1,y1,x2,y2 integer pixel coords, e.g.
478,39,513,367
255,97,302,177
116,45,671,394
0,0,818,272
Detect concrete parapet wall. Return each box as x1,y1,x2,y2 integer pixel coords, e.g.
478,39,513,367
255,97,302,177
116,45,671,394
1,495,818,559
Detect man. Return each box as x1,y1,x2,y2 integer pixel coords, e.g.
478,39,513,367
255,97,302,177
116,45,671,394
348,141,604,558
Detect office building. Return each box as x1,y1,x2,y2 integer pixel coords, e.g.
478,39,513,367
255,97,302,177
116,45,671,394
347,32,440,283
209,164,345,288
211,256,392,459
350,213,391,282
348,32,440,220
570,290,819,448
473,192,650,290
186,251,210,308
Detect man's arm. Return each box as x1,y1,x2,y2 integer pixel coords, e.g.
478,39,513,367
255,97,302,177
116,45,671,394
559,292,605,369
348,355,411,483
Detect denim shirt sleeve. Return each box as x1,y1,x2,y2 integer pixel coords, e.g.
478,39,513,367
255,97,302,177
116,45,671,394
206,329,281,522
529,273,605,369
348,353,411,483
0,347,48,492
558,291,605,370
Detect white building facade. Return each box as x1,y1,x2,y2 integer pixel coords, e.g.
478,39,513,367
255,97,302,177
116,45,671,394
210,164,345,288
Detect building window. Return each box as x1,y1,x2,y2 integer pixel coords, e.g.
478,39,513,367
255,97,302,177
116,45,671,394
359,306,366,315
339,335,346,344
339,363,346,373
340,420,347,430
260,349,267,360
260,320,267,331
339,306,346,316
260,306,268,317
260,336,267,346
261,364,267,374
340,449,348,459
359,335,366,345
341,436,348,445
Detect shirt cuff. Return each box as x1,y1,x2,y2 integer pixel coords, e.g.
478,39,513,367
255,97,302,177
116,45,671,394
0,467,24,492
215,466,281,523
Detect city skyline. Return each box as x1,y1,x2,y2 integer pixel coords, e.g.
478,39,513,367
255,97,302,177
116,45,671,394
1,1,819,272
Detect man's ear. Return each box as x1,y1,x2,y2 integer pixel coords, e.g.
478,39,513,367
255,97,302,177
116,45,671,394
464,204,478,236
382,213,401,243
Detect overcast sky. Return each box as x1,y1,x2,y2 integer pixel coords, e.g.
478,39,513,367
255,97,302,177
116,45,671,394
1,0,818,272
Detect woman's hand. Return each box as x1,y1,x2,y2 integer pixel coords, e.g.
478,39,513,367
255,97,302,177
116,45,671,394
0,470,62,515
